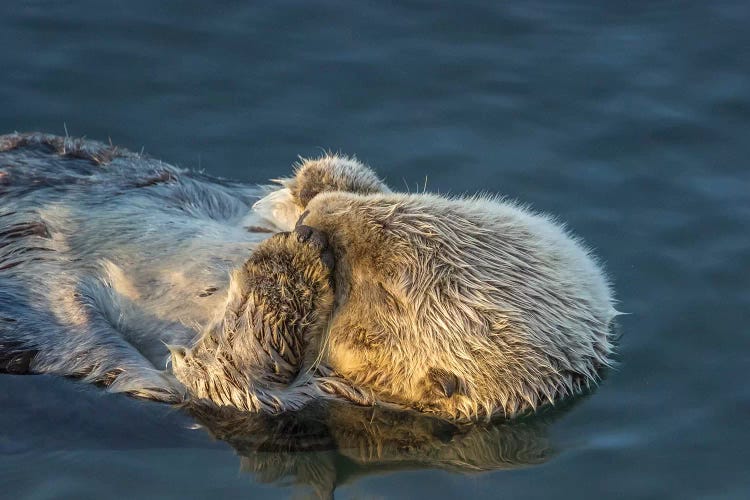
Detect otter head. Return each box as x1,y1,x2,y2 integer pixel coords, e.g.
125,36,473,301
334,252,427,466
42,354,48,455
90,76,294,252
300,192,480,418
253,155,481,418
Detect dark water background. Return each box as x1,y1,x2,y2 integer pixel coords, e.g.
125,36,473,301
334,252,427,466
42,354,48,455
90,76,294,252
1,1,749,498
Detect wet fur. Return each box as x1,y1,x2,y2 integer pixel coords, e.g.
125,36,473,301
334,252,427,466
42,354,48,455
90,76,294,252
0,132,268,400
249,155,618,419
0,133,617,420
169,226,338,412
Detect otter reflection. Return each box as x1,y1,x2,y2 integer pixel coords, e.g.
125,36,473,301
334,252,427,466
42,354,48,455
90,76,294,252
188,398,580,498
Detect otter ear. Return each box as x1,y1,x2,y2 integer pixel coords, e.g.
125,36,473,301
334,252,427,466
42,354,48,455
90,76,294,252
428,367,466,398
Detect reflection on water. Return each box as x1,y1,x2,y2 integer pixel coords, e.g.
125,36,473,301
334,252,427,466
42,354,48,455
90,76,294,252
189,396,586,498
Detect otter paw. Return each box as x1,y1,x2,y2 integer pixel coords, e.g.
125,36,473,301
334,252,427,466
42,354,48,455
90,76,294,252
294,224,335,270
248,225,335,299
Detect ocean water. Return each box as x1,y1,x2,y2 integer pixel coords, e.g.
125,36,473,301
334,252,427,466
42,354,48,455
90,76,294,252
1,1,748,498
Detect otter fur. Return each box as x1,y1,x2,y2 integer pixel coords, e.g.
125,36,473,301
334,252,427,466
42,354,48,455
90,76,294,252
0,132,616,420
0,132,288,402
238,155,618,419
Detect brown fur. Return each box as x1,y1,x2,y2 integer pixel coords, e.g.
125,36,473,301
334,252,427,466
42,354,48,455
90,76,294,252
175,154,616,420
171,226,335,412
271,156,616,419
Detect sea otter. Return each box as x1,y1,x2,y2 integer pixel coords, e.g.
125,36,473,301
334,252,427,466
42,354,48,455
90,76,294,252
0,132,617,420
175,154,618,419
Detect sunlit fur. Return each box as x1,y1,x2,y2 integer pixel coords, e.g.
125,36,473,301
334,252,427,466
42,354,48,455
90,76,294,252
1,133,616,420
170,228,338,412
0,133,271,400
255,154,618,419
0,134,382,413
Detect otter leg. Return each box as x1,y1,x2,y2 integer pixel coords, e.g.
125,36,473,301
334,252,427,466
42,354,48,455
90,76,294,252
1,320,184,402
243,224,335,384
173,225,335,412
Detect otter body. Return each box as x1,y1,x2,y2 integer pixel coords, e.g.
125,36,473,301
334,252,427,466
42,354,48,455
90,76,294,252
0,133,272,399
0,133,616,420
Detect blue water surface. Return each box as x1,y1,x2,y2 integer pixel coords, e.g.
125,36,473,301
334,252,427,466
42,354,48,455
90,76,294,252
1,1,748,498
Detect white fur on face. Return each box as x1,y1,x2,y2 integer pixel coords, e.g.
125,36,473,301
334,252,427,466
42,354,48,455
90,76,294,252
251,187,303,231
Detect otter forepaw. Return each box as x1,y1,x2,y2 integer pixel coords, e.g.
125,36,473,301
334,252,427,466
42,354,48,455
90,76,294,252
248,226,335,311
294,224,335,270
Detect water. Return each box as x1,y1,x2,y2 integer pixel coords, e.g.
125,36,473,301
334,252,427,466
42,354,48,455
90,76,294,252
1,1,748,498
